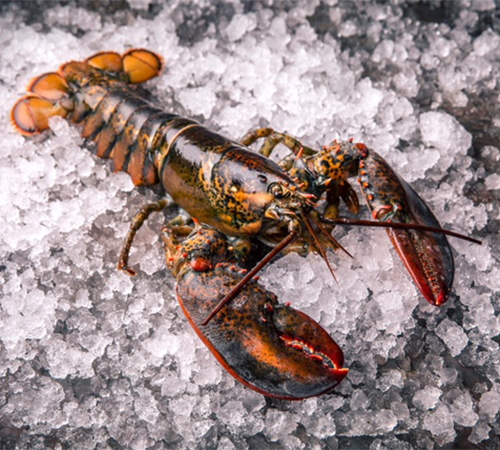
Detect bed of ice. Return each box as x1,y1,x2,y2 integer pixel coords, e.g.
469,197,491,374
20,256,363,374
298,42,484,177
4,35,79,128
0,0,499,448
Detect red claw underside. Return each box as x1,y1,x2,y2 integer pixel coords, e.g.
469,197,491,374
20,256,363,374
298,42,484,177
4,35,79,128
359,151,454,306
386,180,454,306
176,266,348,399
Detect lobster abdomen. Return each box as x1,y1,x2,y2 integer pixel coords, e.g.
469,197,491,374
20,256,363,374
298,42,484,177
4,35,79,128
12,50,174,187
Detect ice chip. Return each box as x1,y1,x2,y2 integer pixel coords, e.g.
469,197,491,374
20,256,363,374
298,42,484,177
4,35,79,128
419,111,472,157
484,173,500,190
478,390,500,420
450,391,479,427
413,386,442,410
225,13,256,42
422,405,456,444
435,318,469,357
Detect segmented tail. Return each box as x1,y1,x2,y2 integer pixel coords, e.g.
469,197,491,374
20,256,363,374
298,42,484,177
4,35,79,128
11,49,164,186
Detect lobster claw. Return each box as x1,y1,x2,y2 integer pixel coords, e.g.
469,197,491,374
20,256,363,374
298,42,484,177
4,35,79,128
356,145,454,306
163,225,348,399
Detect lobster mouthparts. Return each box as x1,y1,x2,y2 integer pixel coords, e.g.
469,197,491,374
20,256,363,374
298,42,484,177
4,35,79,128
176,266,348,399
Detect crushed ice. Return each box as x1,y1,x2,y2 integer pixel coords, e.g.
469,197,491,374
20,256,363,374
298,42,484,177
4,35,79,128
0,1,498,449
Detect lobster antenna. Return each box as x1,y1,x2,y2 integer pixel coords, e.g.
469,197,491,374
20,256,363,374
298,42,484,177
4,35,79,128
323,218,482,245
308,213,353,258
201,230,298,326
302,213,338,284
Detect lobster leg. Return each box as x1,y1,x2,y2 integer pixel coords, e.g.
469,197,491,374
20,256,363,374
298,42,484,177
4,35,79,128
118,198,170,275
241,127,316,158
162,224,348,399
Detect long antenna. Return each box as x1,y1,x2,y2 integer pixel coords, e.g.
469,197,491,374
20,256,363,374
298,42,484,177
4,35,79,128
201,215,481,327
322,217,482,245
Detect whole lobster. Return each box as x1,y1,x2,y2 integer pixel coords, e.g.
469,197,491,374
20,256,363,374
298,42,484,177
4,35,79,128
11,49,479,399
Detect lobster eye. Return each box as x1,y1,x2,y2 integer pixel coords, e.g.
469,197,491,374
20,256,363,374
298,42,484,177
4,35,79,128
269,183,285,199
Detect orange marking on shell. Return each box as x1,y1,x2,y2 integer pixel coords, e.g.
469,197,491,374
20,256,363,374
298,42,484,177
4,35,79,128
85,51,123,72
122,49,163,84
355,143,369,157
28,72,69,101
191,258,210,272
59,60,90,79
374,204,390,219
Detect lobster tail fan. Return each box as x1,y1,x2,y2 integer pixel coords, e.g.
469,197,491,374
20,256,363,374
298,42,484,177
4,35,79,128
122,49,163,84
11,71,71,135
85,49,163,83
11,95,68,135
28,72,69,101
85,51,123,72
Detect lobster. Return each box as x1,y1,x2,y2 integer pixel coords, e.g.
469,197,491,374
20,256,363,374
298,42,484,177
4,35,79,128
11,49,479,398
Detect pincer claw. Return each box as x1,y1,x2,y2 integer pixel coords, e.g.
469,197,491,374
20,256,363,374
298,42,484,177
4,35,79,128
163,225,348,399
357,150,454,306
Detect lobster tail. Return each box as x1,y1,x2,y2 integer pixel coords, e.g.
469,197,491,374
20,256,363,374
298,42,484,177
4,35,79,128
11,49,165,186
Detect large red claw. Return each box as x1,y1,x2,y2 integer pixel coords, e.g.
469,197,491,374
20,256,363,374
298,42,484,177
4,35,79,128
176,266,348,399
358,151,454,306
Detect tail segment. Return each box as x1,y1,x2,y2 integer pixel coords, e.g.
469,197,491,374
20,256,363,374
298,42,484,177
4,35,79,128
11,49,164,186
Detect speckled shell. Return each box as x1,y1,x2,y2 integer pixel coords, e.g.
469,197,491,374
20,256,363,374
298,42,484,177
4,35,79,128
176,265,347,399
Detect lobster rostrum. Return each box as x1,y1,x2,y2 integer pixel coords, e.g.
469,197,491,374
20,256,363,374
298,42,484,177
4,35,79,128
11,49,479,398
